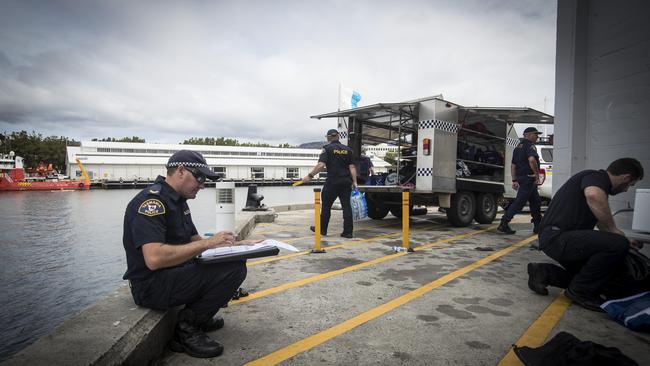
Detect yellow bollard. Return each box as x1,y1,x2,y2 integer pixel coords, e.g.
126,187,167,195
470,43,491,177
311,188,325,253
402,189,413,252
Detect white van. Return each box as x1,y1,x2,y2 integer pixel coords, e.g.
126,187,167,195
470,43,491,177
538,145,553,203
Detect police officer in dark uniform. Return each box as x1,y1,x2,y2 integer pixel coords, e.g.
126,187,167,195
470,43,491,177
526,158,643,311
302,129,357,238
357,149,374,185
498,127,543,234
123,150,257,358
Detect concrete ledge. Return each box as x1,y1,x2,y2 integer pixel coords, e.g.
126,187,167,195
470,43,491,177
5,209,278,366
271,203,313,213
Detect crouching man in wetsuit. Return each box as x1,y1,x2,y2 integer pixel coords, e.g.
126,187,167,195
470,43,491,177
527,158,644,312
122,150,256,358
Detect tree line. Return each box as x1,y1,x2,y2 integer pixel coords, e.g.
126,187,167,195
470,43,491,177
182,137,292,148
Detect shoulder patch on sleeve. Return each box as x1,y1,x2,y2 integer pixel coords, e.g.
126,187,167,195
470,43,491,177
138,199,166,217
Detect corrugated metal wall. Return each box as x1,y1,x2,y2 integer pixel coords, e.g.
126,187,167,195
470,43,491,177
554,0,650,211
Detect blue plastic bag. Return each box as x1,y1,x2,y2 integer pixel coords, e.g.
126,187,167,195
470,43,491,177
350,189,368,221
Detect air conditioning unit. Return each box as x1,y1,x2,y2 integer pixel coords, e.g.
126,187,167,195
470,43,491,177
215,182,235,232
632,189,650,233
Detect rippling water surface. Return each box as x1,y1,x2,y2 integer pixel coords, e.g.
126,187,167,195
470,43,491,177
0,185,317,361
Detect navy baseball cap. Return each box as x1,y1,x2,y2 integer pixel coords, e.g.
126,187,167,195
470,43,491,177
166,150,222,181
326,129,339,136
523,127,542,134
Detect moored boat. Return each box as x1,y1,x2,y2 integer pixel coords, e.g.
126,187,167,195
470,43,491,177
0,152,91,191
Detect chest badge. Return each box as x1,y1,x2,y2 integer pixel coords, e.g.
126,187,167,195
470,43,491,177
138,199,166,216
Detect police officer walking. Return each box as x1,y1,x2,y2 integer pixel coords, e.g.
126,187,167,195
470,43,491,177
302,129,357,238
527,158,643,311
498,127,543,234
122,150,259,358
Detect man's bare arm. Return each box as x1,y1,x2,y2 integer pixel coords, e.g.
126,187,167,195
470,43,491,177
349,164,358,188
302,162,326,183
141,231,235,270
584,186,625,236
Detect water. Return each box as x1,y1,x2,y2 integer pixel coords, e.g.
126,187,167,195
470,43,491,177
0,185,319,362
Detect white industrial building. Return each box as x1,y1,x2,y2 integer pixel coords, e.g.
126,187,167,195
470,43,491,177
65,141,389,181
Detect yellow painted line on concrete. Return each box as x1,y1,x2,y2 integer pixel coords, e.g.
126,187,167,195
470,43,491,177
247,231,405,266
232,225,496,304
497,293,571,366
255,220,399,236
245,234,538,366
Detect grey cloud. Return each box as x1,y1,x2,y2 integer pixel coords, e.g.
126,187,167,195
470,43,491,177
0,0,557,144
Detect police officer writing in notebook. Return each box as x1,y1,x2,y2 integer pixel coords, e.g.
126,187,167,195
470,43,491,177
122,150,258,358
498,127,543,234
302,129,357,238
527,158,643,311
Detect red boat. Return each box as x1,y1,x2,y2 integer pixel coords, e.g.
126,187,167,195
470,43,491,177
0,152,91,191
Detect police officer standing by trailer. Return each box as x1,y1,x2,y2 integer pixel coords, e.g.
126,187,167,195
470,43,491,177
498,127,543,234
122,150,260,358
302,129,358,238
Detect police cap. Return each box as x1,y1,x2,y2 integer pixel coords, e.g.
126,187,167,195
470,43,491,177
326,129,339,136
166,150,222,181
523,127,542,135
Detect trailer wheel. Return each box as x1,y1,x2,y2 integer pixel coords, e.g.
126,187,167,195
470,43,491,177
366,197,390,220
446,191,475,227
474,193,497,224
389,204,413,219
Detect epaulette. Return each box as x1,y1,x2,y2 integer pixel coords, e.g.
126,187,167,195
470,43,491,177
147,183,163,196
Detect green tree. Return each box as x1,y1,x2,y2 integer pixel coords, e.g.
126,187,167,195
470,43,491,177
0,130,77,172
91,136,145,143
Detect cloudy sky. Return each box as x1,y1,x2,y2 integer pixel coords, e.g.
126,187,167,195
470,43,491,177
0,0,557,145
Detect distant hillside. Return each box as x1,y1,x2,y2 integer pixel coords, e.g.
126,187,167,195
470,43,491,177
298,141,327,149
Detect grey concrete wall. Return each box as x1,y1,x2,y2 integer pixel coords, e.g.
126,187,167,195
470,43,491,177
554,0,650,210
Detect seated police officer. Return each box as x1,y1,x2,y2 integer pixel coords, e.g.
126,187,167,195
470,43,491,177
527,158,644,312
498,127,543,234
302,129,357,238
122,150,256,358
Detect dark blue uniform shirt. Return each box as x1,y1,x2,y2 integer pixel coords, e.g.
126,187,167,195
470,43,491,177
122,175,198,281
319,141,354,180
512,139,540,179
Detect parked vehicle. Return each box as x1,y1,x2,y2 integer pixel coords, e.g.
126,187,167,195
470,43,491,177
312,96,554,226
537,143,553,203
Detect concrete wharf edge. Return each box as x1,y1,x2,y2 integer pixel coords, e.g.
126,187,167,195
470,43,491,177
3,205,310,366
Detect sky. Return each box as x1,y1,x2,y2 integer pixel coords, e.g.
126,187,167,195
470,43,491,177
0,0,557,145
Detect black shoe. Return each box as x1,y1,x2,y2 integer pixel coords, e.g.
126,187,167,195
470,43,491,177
310,226,327,236
170,320,224,358
200,314,224,332
340,232,353,238
533,221,541,234
565,288,605,313
497,222,516,234
527,263,548,296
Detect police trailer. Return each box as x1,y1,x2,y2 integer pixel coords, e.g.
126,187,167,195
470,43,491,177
312,96,554,227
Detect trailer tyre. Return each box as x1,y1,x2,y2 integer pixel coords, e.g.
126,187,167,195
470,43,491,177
474,193,497,224
366,198,390,220
389,204,413,219
446,191,475,227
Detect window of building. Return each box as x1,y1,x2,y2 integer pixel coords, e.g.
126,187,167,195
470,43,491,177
212,166,227,179
286,167,299,179
251,167,264,179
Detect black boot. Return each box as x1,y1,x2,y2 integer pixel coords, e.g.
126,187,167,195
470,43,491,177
532,220,541,234
497,221,516,234
564,288,605,313
310,226,327,236
170,310,224,358
527,263,549,296
200,314,224,332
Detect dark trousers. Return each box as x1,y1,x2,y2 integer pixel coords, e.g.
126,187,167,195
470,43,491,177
539,228,629,297
131,260,246,323
321,179,353,235
501,177,542,224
